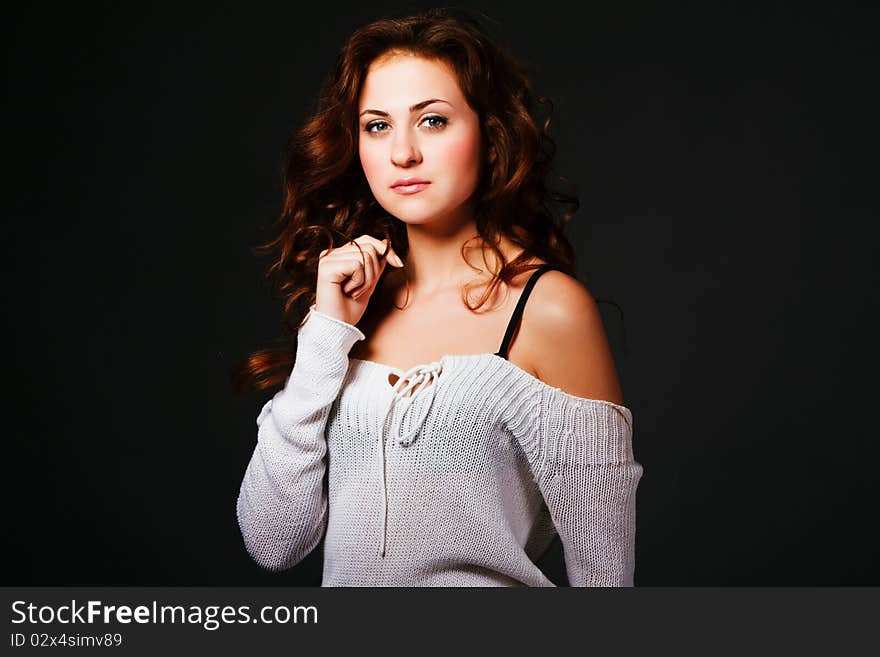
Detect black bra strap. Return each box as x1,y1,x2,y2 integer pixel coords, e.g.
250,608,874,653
495,264,561,359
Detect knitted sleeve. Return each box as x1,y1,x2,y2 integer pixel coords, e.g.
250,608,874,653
521,389,644,587
236,305,365,571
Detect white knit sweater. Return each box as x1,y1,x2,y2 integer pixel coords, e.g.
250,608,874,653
237,304,644,586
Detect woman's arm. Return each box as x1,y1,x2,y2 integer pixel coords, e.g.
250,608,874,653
516,274,644,586
236,305,365,571
530,396,643,586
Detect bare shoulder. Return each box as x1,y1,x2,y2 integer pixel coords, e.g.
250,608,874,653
520,270,625,406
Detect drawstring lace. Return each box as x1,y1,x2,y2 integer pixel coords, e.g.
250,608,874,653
377,361,443,557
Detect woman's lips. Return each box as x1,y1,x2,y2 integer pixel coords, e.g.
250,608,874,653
391,182,431,195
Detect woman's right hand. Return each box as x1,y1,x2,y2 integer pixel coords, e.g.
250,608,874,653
315,235,405,326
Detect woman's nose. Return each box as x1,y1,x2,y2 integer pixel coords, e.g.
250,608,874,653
390,129,422,167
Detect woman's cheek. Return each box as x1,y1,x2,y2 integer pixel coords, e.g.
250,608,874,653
359,146,385,193
444,133,482,179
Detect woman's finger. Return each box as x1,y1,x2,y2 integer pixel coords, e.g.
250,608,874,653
354,242,380,300
341,252,366,294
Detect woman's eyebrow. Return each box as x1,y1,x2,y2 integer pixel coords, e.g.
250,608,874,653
359,98,452,117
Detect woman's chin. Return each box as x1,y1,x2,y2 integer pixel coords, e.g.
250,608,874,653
386,208,447,225
384,204,474,227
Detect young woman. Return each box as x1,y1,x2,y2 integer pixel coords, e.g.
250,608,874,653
234,9,644,586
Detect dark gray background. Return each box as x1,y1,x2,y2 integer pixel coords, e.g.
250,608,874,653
5,1,877,585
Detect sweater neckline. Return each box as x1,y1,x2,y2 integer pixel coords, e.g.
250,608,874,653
349,351,489,375
349,352,632,414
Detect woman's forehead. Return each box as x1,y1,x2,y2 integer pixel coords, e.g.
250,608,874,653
359,54,463,110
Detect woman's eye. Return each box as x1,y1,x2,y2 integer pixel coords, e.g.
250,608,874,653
364,116,447,134
421,115,448,129
365,120,389,133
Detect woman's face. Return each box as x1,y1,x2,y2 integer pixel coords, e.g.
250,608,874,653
357,53,483,227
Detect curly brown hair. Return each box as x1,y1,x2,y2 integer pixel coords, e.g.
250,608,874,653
232,8,582,392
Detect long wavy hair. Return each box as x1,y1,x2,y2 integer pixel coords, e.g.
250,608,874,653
232,8,586,393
